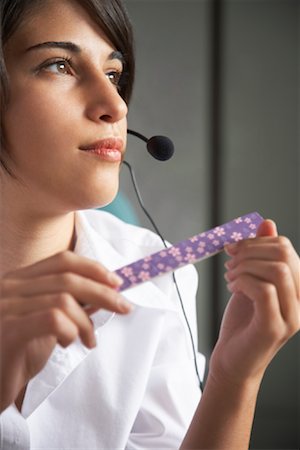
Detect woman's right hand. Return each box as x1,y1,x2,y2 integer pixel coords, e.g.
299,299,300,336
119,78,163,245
0,251,131,413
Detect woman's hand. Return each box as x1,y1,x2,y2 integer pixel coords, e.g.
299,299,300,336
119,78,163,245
209,219,300,386
0,251,132,412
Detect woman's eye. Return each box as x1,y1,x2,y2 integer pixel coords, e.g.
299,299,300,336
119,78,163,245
106,71,122,89
41,60,73,75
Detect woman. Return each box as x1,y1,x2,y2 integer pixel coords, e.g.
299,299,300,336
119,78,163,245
0,0,299,448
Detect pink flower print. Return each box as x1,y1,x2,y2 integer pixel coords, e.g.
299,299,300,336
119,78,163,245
142,263,150,270
185,254,196,263
208,233,214,240
144,256,152,262
197,241,206,253
235,217,242,224
214,227,225,237
169,247,181,257
129,276,137,283
249,223,257,230
213,240,220,246
245,217,252,223
138,271,151,281
190,236,199,243
186,247,193,253
231,232,243,241
176,256,184,262
121,267,133,277
157,263,165,270
199,232,206,238
159,251,167,258
249,233,256,238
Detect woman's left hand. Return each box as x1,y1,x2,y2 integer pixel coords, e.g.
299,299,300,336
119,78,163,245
209,219,300,386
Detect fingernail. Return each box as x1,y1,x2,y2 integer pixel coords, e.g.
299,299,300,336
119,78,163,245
224,271,235,282
118,297,134,313
227,281,236,292
224,243,238,255
266,219,278,234
89,334,97,348
86,332,97,349
109,272,124,286
224,259,235,269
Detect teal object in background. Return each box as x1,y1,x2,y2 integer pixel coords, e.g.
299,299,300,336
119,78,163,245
98,191,140,226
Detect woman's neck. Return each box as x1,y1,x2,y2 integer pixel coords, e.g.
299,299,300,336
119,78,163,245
0,207,76,277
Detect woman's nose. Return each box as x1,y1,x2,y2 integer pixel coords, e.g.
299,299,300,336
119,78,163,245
85,73,128,124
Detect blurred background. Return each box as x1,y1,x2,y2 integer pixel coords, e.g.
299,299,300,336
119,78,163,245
108,0,299,447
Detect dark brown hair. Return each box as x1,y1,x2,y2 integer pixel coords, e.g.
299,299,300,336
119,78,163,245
0,0,135,175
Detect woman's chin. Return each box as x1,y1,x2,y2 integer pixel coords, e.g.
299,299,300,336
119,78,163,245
72,189,119,212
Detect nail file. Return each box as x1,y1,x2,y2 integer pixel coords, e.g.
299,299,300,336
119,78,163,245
115,212,264,292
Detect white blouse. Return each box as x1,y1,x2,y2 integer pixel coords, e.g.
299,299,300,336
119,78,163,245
0,210,205,449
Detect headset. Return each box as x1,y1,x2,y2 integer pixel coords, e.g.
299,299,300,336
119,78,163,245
125,129,203,392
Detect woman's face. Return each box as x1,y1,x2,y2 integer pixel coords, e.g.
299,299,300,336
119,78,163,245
3,0,128,214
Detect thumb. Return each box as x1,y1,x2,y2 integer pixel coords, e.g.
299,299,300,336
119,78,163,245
256,219,278,238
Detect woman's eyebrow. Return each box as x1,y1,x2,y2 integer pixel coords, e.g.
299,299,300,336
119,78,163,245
24,42,124,64
109,51,124,65
25,41,81,53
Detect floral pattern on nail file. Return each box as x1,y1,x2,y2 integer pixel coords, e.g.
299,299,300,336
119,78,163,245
115,212,264,292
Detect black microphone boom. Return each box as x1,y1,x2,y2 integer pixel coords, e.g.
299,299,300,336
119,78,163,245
127,129,174,161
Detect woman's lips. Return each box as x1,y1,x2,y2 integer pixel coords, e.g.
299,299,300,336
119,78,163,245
83,147,122,162
79,137,124,162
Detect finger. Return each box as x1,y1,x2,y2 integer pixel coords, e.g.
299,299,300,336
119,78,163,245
3,251,123,288
82,304,102,316
225,260,298,323
228,274,300,339
225,241,298,268
227,275,287,336
4,309,81,349
225,235,297,259
256,219,278,238
224,237,300,293
225,236,280,257
0,293,96,348
2,273,133,314
224,219,278,256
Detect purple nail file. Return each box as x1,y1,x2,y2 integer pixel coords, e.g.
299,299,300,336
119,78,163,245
115,212,264,292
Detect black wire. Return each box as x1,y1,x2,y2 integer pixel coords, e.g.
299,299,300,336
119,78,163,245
123,161,203,392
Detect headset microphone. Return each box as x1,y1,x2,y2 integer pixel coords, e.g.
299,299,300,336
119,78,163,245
127,129,174,161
